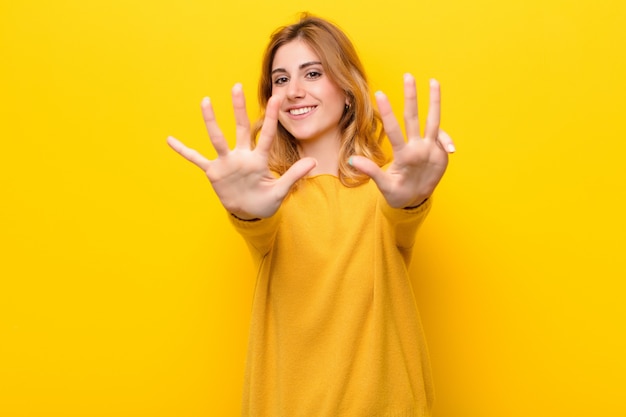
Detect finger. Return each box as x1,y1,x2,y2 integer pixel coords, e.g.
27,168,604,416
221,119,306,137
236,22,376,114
438,129,456,154
232,83,251,150
349,155,388,190
402,73,421,140
256,95,282,155
273,157,317,198
424,79,441,140
375,91,406,153
201,97,230,157
167,136,211,171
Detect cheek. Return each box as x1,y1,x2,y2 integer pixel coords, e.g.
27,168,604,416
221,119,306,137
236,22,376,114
324,88,347,114
330,94,348,119
276,112,287,126
276,114,294,135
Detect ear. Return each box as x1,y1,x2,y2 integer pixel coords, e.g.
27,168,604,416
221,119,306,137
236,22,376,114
344,91,354,108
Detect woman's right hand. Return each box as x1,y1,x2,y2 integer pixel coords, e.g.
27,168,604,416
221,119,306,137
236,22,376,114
167,84,317,220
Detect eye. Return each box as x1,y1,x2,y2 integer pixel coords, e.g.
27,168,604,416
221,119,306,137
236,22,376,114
305,71,322,79
273,76,289,85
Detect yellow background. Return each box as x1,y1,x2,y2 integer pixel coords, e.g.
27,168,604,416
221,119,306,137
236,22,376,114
1,0,625,416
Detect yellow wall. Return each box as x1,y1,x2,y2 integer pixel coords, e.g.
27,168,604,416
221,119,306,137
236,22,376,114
1,0,624,416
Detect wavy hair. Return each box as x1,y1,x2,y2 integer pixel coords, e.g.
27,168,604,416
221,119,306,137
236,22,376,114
252,14,387,187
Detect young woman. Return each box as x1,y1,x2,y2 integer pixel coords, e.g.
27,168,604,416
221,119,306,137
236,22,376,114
168,14,455,417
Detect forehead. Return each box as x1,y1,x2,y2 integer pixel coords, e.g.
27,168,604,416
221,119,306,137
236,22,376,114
272,40,321,70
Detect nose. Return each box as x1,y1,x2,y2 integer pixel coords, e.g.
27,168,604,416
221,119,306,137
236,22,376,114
286,78,305,100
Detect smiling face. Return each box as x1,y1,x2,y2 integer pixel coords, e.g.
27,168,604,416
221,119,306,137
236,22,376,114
271,40,347,145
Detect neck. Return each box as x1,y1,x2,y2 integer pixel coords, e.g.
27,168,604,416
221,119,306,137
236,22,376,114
298,134,341,176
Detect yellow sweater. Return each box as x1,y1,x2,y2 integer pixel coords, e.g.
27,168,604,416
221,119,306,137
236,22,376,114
230,175,434,417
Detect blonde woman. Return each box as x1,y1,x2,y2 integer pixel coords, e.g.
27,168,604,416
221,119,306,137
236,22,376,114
168,14,455,417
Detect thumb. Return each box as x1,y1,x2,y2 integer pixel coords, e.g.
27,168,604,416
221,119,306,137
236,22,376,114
274,157,318,198
349,155,391,195
349,155,386,184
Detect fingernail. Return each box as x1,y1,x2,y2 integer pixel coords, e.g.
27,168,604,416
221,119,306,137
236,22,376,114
233,83,242,92
430,78,439,87
375,91,385,98
447,143,456,153
404,73,413,82
201,97,210,106
348,156,354,166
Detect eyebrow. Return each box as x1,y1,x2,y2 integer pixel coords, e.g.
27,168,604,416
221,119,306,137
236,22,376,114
271,61,323,75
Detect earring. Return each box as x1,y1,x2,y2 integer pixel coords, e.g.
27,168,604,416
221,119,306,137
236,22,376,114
345,103,350,110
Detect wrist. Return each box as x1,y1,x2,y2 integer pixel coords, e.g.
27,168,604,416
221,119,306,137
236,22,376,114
403,197,429,210
229,212,261,222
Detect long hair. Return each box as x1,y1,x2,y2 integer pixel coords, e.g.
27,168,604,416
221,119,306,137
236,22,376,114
252,14,387,187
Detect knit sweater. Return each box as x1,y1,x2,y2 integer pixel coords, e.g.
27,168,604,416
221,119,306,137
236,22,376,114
230,175,434,417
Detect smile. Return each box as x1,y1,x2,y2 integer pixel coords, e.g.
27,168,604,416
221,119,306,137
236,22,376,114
289,106,316,116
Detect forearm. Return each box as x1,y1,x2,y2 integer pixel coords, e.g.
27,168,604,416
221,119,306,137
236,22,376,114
379,196,433,250
228,208,282,256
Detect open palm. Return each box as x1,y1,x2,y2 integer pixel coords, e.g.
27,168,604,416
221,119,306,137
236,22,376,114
350,74,455,208
167,84,316,219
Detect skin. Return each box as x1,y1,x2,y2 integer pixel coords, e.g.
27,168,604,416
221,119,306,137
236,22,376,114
271,40,347,176
351,75,455,208
167,40,455,219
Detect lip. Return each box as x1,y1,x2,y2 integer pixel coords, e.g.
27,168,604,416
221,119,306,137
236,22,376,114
285,105,317,119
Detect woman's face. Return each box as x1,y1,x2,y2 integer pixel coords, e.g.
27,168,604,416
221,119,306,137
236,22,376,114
271,40,347,144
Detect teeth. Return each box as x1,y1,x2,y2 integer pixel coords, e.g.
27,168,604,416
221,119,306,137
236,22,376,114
289,106,315,115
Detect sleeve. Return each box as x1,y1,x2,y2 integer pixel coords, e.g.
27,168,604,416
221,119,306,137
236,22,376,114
378,196,433,250
228,210,282,259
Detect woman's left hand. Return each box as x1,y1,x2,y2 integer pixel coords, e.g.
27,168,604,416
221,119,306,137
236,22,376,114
349,74,455,208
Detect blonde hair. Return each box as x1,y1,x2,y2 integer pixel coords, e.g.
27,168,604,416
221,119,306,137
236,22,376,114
252,14,387,187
